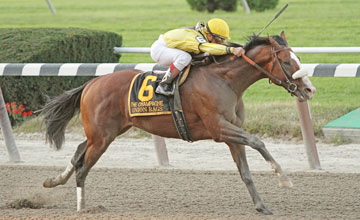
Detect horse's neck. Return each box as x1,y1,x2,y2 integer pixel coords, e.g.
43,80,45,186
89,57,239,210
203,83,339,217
194,50,269,97
224,45,272,95
223,59,265,96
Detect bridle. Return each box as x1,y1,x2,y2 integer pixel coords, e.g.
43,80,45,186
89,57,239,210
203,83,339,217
206,43,302,96
241,46,300,96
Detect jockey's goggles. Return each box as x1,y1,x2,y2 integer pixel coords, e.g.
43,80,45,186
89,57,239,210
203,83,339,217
206,23,227,44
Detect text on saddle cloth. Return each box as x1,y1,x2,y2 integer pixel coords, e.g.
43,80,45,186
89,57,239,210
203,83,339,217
128,70,193,142
128,71,171,117
128,65,192,117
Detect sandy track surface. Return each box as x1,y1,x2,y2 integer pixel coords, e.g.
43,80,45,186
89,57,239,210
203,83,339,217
1,166,360,220
1,135,360,219
1,135,360,173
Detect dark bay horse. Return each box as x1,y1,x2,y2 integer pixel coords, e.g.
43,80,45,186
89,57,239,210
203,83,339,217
41,32,315,215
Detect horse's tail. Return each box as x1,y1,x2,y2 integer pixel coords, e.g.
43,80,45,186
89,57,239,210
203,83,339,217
41,82,88,150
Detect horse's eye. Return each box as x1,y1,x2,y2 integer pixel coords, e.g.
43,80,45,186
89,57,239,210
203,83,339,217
283,61,291,66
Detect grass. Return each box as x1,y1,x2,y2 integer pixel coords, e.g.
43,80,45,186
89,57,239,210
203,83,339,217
243,77,360,138
323,134,351,146
1,0,360,139
1,0,359,63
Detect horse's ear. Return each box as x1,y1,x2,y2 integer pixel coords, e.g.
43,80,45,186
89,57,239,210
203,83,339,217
280,31,288,46
269,36,281,50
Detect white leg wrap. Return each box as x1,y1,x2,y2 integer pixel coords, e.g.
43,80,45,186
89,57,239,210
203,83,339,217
77,187,85,211
60,162,74,181
43,162,75,188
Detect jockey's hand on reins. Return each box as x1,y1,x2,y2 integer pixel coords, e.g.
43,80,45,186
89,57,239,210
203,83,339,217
233,47,245,57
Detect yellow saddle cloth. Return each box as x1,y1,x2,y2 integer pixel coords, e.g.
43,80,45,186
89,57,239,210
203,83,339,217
128,65,190,117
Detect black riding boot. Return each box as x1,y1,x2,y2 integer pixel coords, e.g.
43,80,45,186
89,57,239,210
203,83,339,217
156,69,176,96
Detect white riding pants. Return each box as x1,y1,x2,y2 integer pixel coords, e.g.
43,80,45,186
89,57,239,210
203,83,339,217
150,35,192,71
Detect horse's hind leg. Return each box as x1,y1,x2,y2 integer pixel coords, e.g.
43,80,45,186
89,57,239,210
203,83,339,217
43,140,87,188
227,143,272,215
43,162,74,188
73,135,117,211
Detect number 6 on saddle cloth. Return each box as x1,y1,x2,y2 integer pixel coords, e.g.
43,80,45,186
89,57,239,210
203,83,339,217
129,65,193,141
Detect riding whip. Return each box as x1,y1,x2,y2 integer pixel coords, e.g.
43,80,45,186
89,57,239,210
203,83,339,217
256,3,288,37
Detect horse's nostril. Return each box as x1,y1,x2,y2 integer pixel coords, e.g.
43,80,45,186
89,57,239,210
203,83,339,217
305,88,312,93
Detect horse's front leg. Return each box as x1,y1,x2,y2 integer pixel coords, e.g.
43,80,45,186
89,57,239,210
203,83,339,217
215,117,293,188
227,143,272,215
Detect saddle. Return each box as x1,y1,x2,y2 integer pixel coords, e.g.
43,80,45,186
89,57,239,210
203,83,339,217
190,52,212,66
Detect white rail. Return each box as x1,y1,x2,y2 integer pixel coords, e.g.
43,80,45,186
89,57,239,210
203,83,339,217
292,47,360,53
113,47,360,54
114,47,150,54
1,63,359,77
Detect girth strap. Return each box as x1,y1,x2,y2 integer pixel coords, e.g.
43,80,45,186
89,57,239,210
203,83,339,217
168,71,193,142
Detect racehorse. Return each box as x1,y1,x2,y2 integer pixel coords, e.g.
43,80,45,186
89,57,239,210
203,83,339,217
41,32,315,215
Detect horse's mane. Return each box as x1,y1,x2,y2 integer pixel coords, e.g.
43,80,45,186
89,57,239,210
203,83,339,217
194,34,287,66
243,34,286,51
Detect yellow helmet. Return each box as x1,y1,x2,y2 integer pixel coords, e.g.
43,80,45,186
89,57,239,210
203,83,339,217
206,18,231,40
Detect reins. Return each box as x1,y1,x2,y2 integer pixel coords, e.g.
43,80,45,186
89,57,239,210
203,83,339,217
240,48,299,95
210,54,236,65
240,52,283,86
207,45,300,95
273,49,298,93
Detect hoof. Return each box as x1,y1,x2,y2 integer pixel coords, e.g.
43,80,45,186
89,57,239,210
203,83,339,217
279,176,293,188
256,206,273,215
43,177,56,188
160,163,172,167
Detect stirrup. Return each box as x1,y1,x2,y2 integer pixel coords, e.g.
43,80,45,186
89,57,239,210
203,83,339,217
156,83,175,96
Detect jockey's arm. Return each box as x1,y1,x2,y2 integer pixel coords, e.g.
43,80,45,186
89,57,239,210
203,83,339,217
199,43,244,57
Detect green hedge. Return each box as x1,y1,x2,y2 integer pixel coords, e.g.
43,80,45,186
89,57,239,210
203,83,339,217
0,28,122,123
1,75,94,109
0,28,122,63
186,0,237,13
247,0,279,12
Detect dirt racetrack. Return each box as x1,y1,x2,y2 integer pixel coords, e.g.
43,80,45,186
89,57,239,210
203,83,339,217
1,166,360,220
1,135,360,219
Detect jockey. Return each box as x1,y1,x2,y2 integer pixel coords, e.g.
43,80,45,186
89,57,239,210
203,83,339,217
151,18,245,96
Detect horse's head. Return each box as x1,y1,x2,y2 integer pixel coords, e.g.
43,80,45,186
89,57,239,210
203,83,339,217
245,32,316,102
